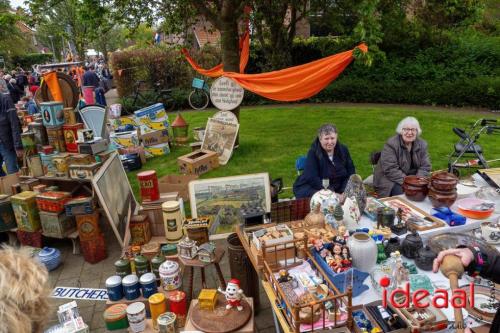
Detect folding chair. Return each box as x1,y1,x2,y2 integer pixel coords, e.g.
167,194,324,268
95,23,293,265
295,156,307,175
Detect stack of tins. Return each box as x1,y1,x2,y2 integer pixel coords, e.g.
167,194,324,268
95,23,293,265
63,123,84,153
0,195,17,232
137,170,160,202
46,126,66,152
10,191,42,247
129,215,152,246
28,122,49,152
36,191,75,239
76,212,107,263
103,304,129,330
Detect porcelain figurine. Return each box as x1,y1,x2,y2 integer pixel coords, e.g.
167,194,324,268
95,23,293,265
325,205,338,229
218,278,245,311
342,196,361,231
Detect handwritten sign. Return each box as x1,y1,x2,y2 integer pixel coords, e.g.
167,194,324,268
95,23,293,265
52,286,108,301
210,77,244,111
212,110,239,125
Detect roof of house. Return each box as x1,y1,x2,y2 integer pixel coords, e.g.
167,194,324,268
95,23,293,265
192,19,220,48
198,242,216,253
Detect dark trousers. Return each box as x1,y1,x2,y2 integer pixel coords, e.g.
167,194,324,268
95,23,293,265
390,183,404,196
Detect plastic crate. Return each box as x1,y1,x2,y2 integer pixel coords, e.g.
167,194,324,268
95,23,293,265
192,78,205,89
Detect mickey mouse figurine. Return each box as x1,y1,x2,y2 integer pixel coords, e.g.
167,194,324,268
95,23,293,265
218,278,245,311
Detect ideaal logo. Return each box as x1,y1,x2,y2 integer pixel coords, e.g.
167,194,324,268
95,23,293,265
380,277,474,309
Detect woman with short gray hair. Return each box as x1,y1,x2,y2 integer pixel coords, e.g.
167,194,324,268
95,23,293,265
293,123,355,198
373,117,431,197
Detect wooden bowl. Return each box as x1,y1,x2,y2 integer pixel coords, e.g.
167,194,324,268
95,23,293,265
431,172,458,191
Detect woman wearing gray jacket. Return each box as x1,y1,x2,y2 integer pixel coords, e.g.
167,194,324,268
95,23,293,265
374,117,431,198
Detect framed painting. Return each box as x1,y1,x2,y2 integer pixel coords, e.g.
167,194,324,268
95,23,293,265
189,173,271,237
379,197,445,231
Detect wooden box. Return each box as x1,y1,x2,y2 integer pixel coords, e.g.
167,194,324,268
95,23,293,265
36,191,71,213
17,229,43,248
177,149,219,176
19,178,40,192
0,196,17,232
63,123,84,153
67,153,95,166
41,101,65,127
77,139,108,155
46,126,66,152
63,107,77,125
69,162,101,180
40,211,76,238
76,212,101,241
11,191,41,232
65,197,95,216
80,233,107,264
129,215,152,246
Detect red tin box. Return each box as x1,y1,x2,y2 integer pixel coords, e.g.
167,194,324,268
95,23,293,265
42,145,54,154
80,233,107,264
16,229,43,248
36,191,71,213
63,123,84,153
137,170,160,202
76,212,101,241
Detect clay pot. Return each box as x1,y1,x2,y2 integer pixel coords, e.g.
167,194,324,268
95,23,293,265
431,171,458,191
403,176,429,202
428,185,458,208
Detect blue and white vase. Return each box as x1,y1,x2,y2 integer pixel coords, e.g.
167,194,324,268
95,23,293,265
37,247,62,271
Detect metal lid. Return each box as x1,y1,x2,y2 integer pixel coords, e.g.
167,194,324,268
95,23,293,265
157,312,176,325
137,170,156,178
114,258,130,268
159,260,179,274
126,302,145,315
134,254,149,265
106,275,122,288
104,304,128,321
162,201,180,212
122,274,139,286
139,272,156,285
151,254,166,265
148,293,166,305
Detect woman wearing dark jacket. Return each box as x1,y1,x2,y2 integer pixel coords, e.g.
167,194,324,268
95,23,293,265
374,117,431,198
7,78,23,104
293,124,355,198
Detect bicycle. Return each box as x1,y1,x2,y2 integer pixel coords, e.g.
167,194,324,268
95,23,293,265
123,80,175,114
188,78,210,110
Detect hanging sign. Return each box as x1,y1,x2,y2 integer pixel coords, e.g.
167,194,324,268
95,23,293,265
210,77,244,111
52,286,108,301
212,110,239,125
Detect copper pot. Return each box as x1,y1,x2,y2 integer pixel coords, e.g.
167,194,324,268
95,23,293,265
403,176,429,202
431,171,458,191
428,185,457,207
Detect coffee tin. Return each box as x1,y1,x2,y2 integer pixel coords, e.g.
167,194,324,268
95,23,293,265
139,272,157,298
103,304,128,330
149,293,168,330
137,170,160,202
122,274,140,300
126,302,146,333
105,275,123,301
158,312,177,333
114,257,132,278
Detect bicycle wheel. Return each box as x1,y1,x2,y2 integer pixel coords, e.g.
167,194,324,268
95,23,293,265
188,89,209,110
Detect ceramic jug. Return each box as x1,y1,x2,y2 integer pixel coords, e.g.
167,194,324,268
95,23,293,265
348,232,377,272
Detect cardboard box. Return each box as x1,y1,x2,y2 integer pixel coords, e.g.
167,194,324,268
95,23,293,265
139,129,169,147
177,149,219,176
144,142,170,157
158,174,198,201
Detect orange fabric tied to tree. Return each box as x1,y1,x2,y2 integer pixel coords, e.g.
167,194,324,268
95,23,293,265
42,71,64,102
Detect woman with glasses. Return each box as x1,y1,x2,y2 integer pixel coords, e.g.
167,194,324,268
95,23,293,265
373,116,431,197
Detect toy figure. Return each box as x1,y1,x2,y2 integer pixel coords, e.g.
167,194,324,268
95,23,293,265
391,252,409,285
337,225,349,242
218,279,245,311
396,208,403,225
341,246,352,271
332,242,342,257
314,238,332,258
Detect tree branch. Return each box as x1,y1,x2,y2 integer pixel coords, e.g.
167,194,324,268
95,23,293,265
191,1,221,29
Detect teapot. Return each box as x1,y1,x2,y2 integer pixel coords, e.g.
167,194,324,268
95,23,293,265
415,245,437,271
401,230,423,259
383,237,401,258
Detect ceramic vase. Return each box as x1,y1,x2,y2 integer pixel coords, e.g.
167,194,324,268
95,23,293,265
37,247,61,271
348,232,377,272
310,189,339,215
342,196,361,231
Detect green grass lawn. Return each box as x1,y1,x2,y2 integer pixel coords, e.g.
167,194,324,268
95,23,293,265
127,104,500,199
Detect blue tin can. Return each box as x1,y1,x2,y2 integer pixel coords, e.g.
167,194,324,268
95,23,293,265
105,275,123,301
139,272,158,298
122,274,140,300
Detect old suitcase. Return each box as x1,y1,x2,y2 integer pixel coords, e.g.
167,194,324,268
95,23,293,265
129,215,152,246
80,233,107,264
40,211,76,238
63,123,84,153
0,195,17,232
76,212,101,241
36,191,71,213
11,191,41,232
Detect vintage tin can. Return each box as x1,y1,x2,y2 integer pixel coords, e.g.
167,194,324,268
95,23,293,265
159,261,181,291
28,122,48,150
122,274,140,300
11,184,22,195
28,155,44,177
151,254,166,280
52,153,71,176
105,275,123,301
63,107,77,125
36,191,71,213
69,162,101,180
141,242,160,260
40,211,76,238
63,123,84,153
161,244,178,256
66,153,94,166
137,170,160,202
11,191,41,232
168,291,186,327
64,197,94,216
76,212,100,241
162,201,184,243
41,101,65,127
21,131,37,156
16,229,43,247
139,272,157,298
42,145,54,155
0,196,17,232
158,312,177,333
19,179,40,192
39,152,57,175
134,254,150,278
129,215,152,246
114,257,132,278
77,129,94,142
127,302,146,333
80,233,107,264
103,304,129,330
149,293,168,330
46,126,66,152
32,184,47,194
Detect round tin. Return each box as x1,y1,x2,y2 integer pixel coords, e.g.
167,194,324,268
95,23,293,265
149,293,168,330
114,257,132,278
122,274,140,300
137,170,160,202
158,312,178,333
161,244,178,256
159,261,182,291
103,304,128,330
105,275,123,301
139,272,158,298
151,254,166,279
134,254,150,278
127,302,146,333
162,201,184,243
168,291,187,327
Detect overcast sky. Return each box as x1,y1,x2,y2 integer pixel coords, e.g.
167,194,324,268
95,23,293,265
10,0,26,9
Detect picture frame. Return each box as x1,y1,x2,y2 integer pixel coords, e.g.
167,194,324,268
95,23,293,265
189,173,271,237
364,197,386,221
201,117,239,165
379,197,445,231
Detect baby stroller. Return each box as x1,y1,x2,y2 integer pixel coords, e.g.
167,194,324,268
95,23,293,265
448,118,500,177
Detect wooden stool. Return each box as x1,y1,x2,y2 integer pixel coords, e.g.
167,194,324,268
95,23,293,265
178,247,226,302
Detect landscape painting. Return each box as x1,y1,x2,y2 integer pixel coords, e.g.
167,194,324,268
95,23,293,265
189,173,271,236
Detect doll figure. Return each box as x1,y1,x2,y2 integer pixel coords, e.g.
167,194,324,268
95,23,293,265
341,245,352,271
218,279,245,311
332,242,342,257
314,238,331,259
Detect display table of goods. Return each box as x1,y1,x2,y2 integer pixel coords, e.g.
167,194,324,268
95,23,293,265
237,173,500,333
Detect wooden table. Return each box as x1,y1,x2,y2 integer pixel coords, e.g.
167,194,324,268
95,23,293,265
178,247,226,302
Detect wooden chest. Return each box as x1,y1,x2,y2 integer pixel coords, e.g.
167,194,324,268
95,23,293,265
63,107,77,125
17,229,43,248
0,196,17,232
129,215,152,246
40,211,76,238
11,191,41,232
177,149,219,176
67,153,94,166
36,191,71,213
63,123,84,153
80,233,107,264
46,126,66,153
69,162,101,180
41,101,65,127
65,197,95,216
76,212,101,241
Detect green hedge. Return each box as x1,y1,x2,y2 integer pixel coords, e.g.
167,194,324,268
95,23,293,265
11,53,54,70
